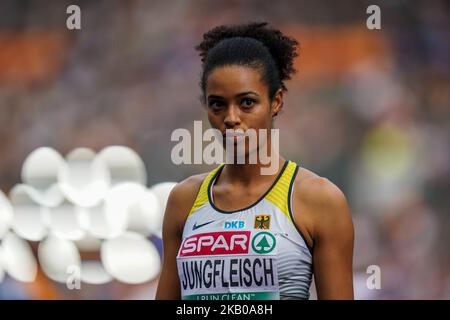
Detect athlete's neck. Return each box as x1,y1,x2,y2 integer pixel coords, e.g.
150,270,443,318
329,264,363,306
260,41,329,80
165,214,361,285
219,155,286,187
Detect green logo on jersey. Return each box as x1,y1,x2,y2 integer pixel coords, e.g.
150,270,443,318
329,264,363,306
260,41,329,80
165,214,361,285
251,232,276,254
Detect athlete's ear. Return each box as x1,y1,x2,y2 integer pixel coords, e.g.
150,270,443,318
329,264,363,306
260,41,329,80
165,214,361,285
271,89,284,118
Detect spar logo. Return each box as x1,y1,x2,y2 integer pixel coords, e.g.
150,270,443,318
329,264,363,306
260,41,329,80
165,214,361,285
179,231,250,257
251,231,276,254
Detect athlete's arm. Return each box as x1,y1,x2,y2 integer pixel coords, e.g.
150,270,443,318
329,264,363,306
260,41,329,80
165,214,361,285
293,175,354,300
155,175,204,300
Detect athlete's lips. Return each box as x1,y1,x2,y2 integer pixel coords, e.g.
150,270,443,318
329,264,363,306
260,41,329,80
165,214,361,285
222,130,246,138
222,130,246,143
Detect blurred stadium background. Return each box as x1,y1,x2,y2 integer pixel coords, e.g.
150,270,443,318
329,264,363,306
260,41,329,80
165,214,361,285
0,0,449,299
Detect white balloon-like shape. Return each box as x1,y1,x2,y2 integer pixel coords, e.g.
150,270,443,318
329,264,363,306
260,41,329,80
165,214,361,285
2,232,37,282
9,185,47,241
149,182,177,238
83,202,127,240
73,233,103,252
103,182,146,236
20,147,65,207
80,261,112,284
0,190,13,239
101,232,161,284
71,234,111,284
38,235,81,283
20,184,64,208
58,148,111,207
96,146,147,186
127,190,161,236
46,200,85,241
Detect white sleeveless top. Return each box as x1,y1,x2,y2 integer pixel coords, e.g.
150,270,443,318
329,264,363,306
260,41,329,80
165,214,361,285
176,160,313,300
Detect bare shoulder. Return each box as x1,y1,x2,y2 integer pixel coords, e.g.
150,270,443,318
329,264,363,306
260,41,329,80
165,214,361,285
292,167,353,241
294,167,348,211
169,172,208,204
164,172,209,235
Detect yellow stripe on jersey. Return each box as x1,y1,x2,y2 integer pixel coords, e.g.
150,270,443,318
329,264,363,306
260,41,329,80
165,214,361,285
187,164,225,218
264,160,298,224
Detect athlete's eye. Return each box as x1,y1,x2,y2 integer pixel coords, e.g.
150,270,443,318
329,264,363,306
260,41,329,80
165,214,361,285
241,98,255,108
208,99,225,111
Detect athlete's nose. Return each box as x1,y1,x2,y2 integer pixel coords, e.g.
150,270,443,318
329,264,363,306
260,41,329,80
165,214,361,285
224,104,241,128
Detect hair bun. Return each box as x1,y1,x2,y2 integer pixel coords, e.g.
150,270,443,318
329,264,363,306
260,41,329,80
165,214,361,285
196,22,299,85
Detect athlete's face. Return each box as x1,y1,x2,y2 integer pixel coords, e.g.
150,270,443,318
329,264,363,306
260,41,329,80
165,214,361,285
205,65,283,157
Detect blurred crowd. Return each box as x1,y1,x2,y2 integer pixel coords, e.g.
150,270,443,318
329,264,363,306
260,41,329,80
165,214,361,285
0,0,449,299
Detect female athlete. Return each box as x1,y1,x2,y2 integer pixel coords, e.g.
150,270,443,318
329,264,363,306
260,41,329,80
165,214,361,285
156,22,354,300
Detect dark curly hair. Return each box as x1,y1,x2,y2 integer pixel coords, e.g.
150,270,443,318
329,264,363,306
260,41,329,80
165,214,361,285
196,22,299,101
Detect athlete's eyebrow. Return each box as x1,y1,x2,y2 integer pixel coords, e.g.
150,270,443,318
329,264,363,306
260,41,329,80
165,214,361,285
207,95,225,100
207,91,259,100
235,91,259,98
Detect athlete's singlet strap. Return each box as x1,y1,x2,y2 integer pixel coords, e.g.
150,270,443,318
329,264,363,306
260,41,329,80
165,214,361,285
187,164,225,218
264,160,299,224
